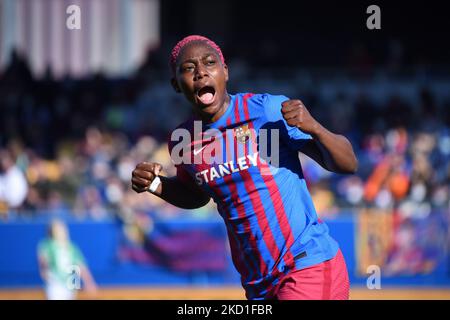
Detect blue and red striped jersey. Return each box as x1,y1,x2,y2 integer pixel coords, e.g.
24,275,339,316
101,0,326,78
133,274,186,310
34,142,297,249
168,93,339,299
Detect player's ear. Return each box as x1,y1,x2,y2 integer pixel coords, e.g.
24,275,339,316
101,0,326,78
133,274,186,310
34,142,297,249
171,78,182,93
223,64,229,82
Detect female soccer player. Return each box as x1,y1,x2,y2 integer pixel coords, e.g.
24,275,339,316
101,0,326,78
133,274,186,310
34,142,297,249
131,35,358,300
37,220,98,300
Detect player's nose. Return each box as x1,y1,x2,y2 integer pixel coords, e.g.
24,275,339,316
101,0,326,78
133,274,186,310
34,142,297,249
194,64,207,81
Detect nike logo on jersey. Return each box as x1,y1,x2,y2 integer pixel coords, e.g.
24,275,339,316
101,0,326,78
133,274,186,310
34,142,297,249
193,145,207,155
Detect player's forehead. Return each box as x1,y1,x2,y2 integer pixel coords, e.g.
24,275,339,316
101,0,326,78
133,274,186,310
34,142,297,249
177,41,219,64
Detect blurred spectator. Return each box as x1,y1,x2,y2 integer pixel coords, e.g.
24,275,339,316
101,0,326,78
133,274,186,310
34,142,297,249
0,148,28,217
37,219,98,300
363,152,410,209
0,47,449,221
336,176,365,207
310,180,338,218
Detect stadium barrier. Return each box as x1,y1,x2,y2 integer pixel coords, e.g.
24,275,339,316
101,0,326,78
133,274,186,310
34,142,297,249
0,209,449,288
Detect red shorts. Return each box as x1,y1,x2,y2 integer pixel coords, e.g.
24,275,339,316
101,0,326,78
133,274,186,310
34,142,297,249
273,249,350,300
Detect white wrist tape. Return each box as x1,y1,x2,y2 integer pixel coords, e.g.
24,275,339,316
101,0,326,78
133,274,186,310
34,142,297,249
148,176,161,193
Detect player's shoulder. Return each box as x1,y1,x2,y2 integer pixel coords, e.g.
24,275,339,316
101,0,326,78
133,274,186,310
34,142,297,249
245,93,290,121
242,93,290,107
237,92,268,104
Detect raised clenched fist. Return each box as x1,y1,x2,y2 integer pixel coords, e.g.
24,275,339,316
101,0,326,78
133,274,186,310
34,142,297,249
281,99,319,135
131,162,163,194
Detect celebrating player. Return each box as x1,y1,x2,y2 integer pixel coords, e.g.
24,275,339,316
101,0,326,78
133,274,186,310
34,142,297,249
131,35,358,300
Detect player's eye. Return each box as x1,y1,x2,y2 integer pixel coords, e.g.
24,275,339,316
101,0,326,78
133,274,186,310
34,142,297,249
181,65,194,73
205,59,216,66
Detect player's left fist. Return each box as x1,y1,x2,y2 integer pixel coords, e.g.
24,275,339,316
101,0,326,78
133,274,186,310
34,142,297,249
281,99,319,134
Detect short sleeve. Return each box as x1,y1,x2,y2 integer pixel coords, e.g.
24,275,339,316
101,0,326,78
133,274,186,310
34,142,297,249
263,94,312,150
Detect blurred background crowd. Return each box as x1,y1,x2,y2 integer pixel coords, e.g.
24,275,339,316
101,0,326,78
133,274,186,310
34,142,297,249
1,0,449,223
1,44,449,222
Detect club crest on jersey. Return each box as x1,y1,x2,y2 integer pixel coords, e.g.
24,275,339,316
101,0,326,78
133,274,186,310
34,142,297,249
235,124,251,144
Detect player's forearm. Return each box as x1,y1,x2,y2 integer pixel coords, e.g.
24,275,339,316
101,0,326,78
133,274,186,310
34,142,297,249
310,123,358,174
153,176,210,209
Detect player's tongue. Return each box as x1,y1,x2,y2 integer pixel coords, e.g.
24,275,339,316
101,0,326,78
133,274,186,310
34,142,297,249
197,87,215,105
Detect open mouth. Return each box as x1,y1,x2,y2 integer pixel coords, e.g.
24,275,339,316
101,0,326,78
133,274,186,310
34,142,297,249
196,86,216,105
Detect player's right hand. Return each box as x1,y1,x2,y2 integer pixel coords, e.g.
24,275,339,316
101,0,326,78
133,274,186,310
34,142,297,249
131,162,163,193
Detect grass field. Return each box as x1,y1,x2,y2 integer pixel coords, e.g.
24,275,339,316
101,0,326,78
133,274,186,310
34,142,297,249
1,286,450,300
